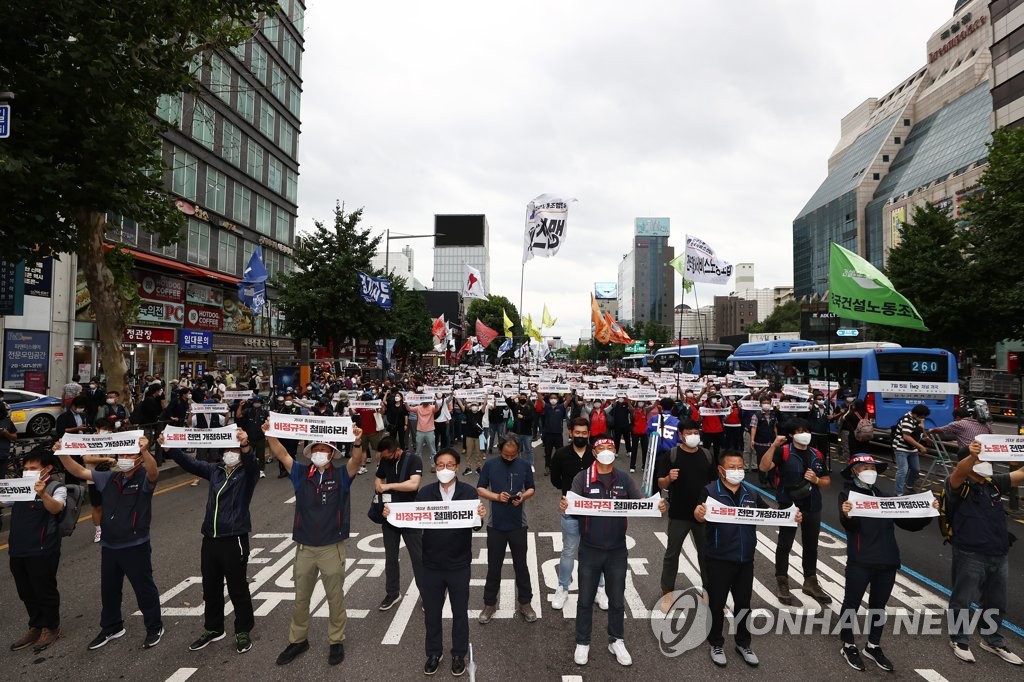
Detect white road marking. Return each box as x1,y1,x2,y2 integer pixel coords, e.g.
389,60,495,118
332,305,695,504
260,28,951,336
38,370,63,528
561,676,584,682
165,668,198,682
382,580,421,645
915,670,950,682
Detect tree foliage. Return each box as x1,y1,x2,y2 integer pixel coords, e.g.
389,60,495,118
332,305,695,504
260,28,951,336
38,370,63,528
746,300,801,334
466,296,521,346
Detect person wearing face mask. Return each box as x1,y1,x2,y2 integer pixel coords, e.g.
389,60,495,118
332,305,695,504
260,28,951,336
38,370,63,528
609,396,632,458
561,438,667,666
374,438,424,612
760,419,831,606
5,448,67,653
748,397,778,484
459,400,484,475
84,417,121,543
385,392,408,450
271,392,302,479
506,392,536,469
700,394,725,462
166,386,191,428
58,435,164,650
837,454,935,672
541,393,569,475
85,377,105,425
161,428,259,654
236,397,269,478
266,422,367,667
944,439,1024,666
657,419,716,613
837,397,867,460
97,390,129,423
628,401,651,473
722,396,743,453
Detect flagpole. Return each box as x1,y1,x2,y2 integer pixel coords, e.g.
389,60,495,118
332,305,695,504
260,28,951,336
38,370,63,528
692,284,706,375
265,296,275,384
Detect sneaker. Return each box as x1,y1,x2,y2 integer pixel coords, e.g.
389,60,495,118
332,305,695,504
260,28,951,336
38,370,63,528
258,471,266,479
734,644,759,667
552,586,569,610
93,526,102,543
950,640,976,663
235,632,252,654
629,468,636,473
517,603,538,623
87,627,126,650
608,639,632,666
32,627,60,652
10,627,41,651
424,654,443,675
595,586,609,611
842,643,865,671
328,643,344,665
462,468,472,476
478,604,496,624
709,645,727,667
379,594,402,611
978,641,1023,666
188,629,225,651
357,466,368,475
142,627,164,649
863,644,894,671
475,467,481,474
190,479,200,487
451,655,466,676
276,640,309,665
574,644,590,665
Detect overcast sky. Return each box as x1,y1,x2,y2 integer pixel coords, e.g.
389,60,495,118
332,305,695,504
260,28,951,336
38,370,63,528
296,0,954,343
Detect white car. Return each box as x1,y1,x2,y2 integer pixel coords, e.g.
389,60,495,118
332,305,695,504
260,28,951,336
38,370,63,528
3,389,63,436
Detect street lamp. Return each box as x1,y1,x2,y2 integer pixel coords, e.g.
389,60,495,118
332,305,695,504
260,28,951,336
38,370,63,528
383,228,439,278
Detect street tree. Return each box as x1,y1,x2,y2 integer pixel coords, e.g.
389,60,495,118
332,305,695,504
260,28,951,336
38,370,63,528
387,281,433,361
0,1,277,398
466,295,522,351
746,300,802,334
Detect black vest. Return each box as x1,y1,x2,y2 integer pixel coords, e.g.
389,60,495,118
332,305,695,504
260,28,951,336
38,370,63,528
8,488,63,558
101,469,153,547
293,464,351,546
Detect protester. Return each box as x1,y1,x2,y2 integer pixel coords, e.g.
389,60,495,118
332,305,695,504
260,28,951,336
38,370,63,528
236,396,269,478
507,391,535,467
84,417,120,543
270,393,302,479
375,437,424,612
97,390,129,423
410,395,439,464
700,394,725,461
628,400,650,473
930,406,993,460
892,405,931,496
609,397,632,456
540,394,568,475
748,397,778,483
459,399,485,475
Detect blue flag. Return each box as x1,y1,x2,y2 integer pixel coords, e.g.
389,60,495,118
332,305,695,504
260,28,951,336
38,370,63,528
238,282,266,315
496,337,513,358
242,246,269,283
356,270,393,311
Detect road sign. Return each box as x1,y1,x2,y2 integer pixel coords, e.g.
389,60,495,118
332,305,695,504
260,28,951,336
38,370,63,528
0,104,10,138
836,328,860,337
625,340,647,353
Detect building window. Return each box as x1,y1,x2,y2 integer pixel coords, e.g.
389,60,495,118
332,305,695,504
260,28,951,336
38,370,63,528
256,195,272,235
105,213,138,246
172,148,198,200
271,63,287,103
285,168,297,203
894,136,901,144
238,86,255,124
205,167,227,215
903,118,911,127
268,156,283,195
222,121,241,166
187,219,211,267
882,154,889,162
246,139,264,180
281,32,298,71
233,184,251,226
243,239,256,270
872,173,880,180
153,233,179,258
230,42,247,62
192,100,215,150
250,43,267,84
210,54,232,104
262,17,279,46
156,93,183,126
275,210,290,243
259,101,276,141
217,231,238,274
280,120,294,158
287,80,301,117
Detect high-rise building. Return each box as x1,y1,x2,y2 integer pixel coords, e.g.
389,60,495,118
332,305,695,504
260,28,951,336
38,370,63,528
713,296,758,341
793,0,992,298
734,263,755,290
432,214,489,293
616,218,675,329
594,282,619,320
673,304,716,342
371,245,427,289
991,0,1024,128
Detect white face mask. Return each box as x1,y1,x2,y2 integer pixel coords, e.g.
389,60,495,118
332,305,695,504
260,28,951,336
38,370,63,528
683,434,701,448
595,449,616,465
114,421,122,429
22,469,41,481
222,452,241,468
285,400,293,407
550,399,558,405
724,469,745,485
972,462,994,478
761,404,772,412
311,451,331,468
117,458,136,472
793,433,812,447
436,468,456,484
469,405,479,413
106,398,115,405
856,469,878,486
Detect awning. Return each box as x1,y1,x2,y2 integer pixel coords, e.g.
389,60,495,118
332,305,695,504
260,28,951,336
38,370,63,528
105,244,241,285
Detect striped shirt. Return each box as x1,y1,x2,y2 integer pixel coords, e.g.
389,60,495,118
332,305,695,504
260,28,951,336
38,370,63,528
893,413,924,451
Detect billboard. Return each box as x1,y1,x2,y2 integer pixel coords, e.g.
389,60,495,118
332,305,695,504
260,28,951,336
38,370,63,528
594,282,617,299
3,330,49,387
634,217,670,237
434,215,486,247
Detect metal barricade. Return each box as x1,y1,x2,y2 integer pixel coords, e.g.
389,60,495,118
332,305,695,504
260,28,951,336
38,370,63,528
924,436,956,484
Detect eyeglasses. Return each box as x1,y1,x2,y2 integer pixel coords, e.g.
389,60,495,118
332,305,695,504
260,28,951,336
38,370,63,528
435,463,459,470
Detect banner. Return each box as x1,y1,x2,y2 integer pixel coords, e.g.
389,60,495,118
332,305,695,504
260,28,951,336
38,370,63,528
704,497,798,527
463,264,487,300
0,478,40,503
57,430,145,456
162,425,241,449
189,403,229,414
810,380,840,391
828,242,927,331
744,379,770,389
699,406,732,417
627,388,658,402
847,490,938,518
781,385,811,399
348,400,382,410
538,383,570,394
565,491,662,517
266,413,355,443
356,270,393,311
865,380,958,397
739,400,762,411
454,388,488,402
387,499,481,529
224,390,255,401
671,235,734,285
778,402,811,413
475,319,499,347
721,388,750,397
976,434,1024,462
523,193,573,263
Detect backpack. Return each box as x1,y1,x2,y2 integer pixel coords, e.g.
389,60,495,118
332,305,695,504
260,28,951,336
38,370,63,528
46,480,85,537
768,444,821,491
854,413,874,442
937,476,1004,545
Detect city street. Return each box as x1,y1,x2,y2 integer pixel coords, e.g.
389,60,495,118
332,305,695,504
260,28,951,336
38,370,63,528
1,441,1021,682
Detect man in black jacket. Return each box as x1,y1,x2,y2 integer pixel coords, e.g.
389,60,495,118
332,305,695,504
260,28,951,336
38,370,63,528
161,428,260,655
609,397,632,456
507,393,535,468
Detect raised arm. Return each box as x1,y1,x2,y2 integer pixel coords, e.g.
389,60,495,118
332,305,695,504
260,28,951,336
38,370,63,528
263,419,295,474
140,436,158,484
346,425,367,479
53,442,92,481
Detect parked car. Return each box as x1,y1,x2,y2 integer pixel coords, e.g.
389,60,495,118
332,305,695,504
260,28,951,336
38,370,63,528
2,389,62,436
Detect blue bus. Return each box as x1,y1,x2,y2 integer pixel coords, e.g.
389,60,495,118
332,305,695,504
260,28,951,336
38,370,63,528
728,341,959,429
652,344,734,377
621,354,653,369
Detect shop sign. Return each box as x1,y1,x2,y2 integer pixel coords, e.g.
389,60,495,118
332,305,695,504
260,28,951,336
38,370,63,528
186,281,224,307
138,299,185,325
3,330,49,387
123,327,176,345
180,329,212,351
185,304,223,331
24,258,53,298
137,272,185,303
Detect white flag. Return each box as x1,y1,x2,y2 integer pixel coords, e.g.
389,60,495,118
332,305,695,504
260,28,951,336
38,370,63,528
522,194,575,263
462,264,487,300
680,234,733,285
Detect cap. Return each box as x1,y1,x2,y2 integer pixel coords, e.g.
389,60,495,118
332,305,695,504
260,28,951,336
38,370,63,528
841,454,889,480
302,441,342,460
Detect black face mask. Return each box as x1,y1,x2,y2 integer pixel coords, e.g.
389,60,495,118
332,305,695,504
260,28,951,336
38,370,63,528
572,436,589,448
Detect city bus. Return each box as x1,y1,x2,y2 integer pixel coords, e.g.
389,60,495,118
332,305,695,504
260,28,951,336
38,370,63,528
621,354,653,370
651,344,734,377
727,341,959,429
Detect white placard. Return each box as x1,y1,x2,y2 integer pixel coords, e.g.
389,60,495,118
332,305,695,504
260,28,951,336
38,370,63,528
721,388,750,397
744,379,770,389
189,403,229,414
975,434,1024,462
538,383,570,394
809,380,839,391
847,490,938,518
680,382,704,392
56,430,145,456
782,385,811,399
699,407,732,417
386,499,481,529
163,425,241,449
732,370,756,378
704,497,798,527
583,375,610,383
627,389,659,402
778,402,811,413
223,390,255,401
349,400,382,410
266,413,355,443
454,389,488,402
584,390,617,401
0,478,41,503
865,380,958,396
739,400,762,411
565,491,662,517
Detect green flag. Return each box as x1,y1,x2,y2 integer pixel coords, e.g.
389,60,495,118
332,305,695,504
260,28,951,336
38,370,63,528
668,254,694,293
828,242,927,331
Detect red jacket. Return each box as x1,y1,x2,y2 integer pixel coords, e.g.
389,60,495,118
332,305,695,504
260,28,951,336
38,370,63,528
632,407,648,435
590,407,608,436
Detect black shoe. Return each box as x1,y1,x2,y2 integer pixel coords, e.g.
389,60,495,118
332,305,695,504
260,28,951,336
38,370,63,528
188,629,225,651
452,655,466,676
379,594,401,611
276,640,309,665
277,472,289,479
328,643,344,665
462,468,472,476
842,643,865,671
142,627,164,649
87,628,126,650
863,645,894,672
424,654,443,675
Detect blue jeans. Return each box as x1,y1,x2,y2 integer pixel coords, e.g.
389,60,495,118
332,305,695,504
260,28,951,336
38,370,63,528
948,546,1008,647
487,423,504,452
576,543,626,645
415,430,436,461
517,434,533,467
893,448,919,495
558,514,604,591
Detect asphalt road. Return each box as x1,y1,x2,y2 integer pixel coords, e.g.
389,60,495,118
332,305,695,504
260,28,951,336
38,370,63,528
1,439,1022,682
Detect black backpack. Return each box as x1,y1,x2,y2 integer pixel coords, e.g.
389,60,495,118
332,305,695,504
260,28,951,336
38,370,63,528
46,480,85,537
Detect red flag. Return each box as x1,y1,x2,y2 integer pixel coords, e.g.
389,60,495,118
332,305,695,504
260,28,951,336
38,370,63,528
431,315,446,342
456,338,473,358
475,319,499,347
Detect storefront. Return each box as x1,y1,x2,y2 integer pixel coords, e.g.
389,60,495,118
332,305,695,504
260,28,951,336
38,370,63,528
212,332,294,376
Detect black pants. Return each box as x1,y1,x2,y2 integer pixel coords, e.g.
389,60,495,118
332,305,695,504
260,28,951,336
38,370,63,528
421,564,470,658
483,526,532,606
100,542,162,634
702,432,723,462
629,433,649,470
542,433,563,467
10,552,61,629
201,535,255,634
435,422,451,450
840,562,897,646
723,426,743,453
775,507,821,578
612,428,632,455
389,426,407,451
382,521,423,598
706,557,754,648
811,434,831,472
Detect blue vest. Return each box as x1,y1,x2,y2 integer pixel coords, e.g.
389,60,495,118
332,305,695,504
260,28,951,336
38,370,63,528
704,480,760,563
100,469,154,548
293,464,352,546
8,489,63,558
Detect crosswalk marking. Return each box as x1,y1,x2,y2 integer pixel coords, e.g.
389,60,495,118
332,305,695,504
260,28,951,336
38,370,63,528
164,669,197,682
915,670,950,682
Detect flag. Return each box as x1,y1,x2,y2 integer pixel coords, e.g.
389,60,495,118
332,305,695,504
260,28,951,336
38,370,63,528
242,246,269,283
542,304,557,328
828,242,928,330
238,282,266,315
456,338,472,359
672,235,733,285
356,270,393,310
502,308,514,336
462,264,487,300
514,340,530,359
472,342,485,354
604,311,634,344
497,337,513,357
431,315,447,352
475,319,499,347
524,314,543,343
591,293,611,344
523,194,575,263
